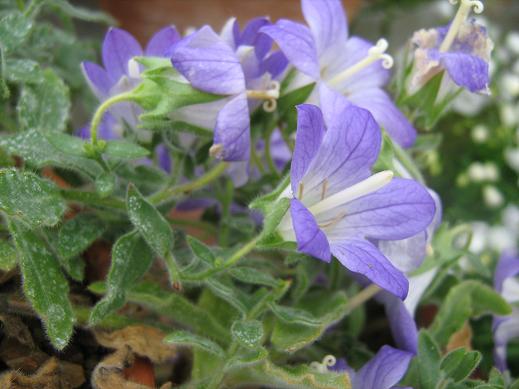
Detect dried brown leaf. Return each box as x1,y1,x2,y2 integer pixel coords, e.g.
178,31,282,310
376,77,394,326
0,357,84,389
446,321,473,352
95,325,176,363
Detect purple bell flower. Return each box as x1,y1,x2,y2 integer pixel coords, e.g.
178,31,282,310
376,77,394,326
277,94,436,299
493,251,519,371
409,0,493,95
81,26,180,172
376,173,443,353
168,18,287,169
326,346,413,389
260,0,416,148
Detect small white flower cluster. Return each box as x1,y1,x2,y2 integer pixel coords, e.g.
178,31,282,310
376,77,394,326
469,205,519,253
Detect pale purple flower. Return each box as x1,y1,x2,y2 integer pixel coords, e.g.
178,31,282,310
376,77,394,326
493,251,519,371
377,185,442,353
328,346,413,389
260,0,416,147
169,18,287,165
409,0,493,94
278,97,436,299
81,26,180,171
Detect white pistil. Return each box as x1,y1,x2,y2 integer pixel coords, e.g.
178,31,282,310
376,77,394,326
328,39,394,86
310,355,337,373
309,171,394,216
246,80,280,112
127,58,141,79
439,0,484,53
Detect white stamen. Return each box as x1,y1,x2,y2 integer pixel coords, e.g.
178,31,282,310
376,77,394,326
328,39,394,86
440,0,484,53
309,171,394,216
127,58,141,79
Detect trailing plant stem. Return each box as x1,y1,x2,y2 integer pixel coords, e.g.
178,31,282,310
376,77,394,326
149,162,229,205
89,92,135,146
344,284,381,314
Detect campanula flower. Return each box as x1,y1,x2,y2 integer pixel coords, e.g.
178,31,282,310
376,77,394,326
81,26,180,171
377,189,442,353
260,0,416,147
493,252,519,372
277,97,436,299
324,346,413,389
409,0,493,94
169,18,287,165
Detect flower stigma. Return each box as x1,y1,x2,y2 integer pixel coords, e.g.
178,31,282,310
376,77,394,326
127,58,141,79
439,0,485,53
246,80,281,112
310,355,337,373
328,39,394,86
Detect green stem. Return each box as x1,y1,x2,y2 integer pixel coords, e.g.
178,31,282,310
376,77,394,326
90,92,135,146
393,141,425,184
148,161,228,205
164,252,181,288
181,235,261,281
250,144,265,174
61,189,126,210
264,124,280,177
343,284,380,314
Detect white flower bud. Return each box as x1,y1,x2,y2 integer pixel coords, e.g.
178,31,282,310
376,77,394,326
506,32,519,56
505,148,519,172
471,124,489,143
483,185,504,208
500,104,519,127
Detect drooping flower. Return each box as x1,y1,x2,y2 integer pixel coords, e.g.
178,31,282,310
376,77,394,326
409,0,493,94
325,346,413,389
81,26,180,171
260,0,416,147
168,18,287,167
493,252,519,372
277,99,436,299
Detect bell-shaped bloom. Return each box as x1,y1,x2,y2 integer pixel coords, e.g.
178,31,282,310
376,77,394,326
409,0,493,95
169,18,287,165
81,26,180,172
278,101,436,299
260,0,416,147
82,26,180,134
493,252,519,371
328,346,413,389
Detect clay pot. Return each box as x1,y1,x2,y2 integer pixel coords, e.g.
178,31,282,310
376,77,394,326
100,0,362,42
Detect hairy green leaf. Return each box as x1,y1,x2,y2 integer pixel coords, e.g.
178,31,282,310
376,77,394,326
0,240,18,271
165,330,224,357
18,69,70,132
9,220,74,350
89,231,153,325
0,168,66,227
231,319,264,348
127,184,172,257
430,280,511,346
